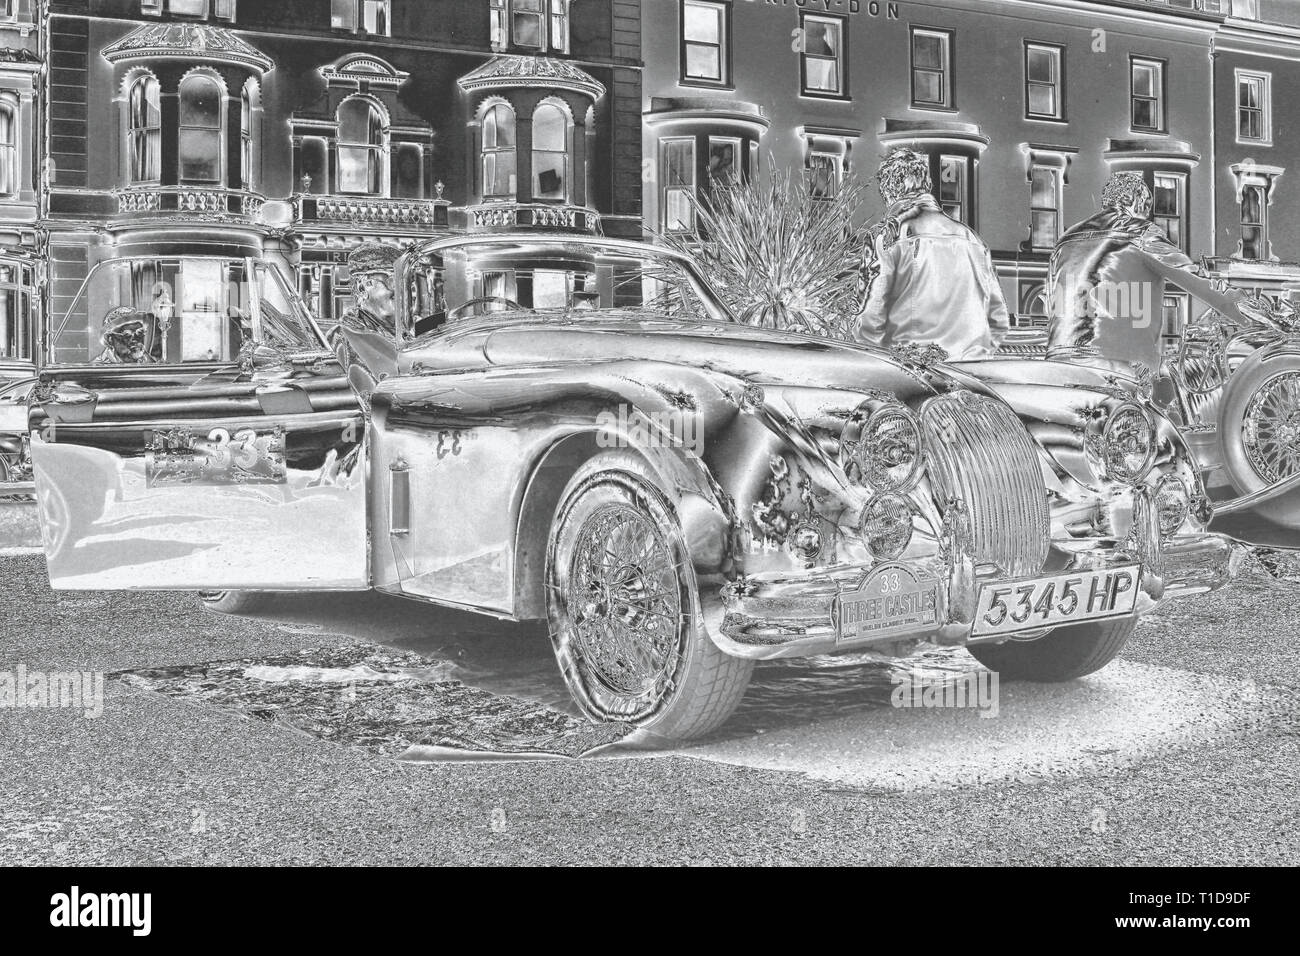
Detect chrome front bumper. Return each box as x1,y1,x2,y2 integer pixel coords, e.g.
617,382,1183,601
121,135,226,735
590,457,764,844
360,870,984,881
708,531,1233,661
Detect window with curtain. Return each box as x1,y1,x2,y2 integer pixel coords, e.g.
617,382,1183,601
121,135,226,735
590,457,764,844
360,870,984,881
0,105,16,197
661,137,695,233
240,81,257,191
1153,172,1186,251
481,104,517,199
532,103,568,201
178,74,223,183
1241,184,1267,260
128,75,162,184
337,98,386,195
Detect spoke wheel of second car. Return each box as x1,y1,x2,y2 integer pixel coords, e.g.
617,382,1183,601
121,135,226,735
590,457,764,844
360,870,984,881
1218,349,1300,530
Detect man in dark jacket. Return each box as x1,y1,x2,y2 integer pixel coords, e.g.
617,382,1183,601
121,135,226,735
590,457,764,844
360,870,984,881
855,147,1009,359
1046,172,1270,369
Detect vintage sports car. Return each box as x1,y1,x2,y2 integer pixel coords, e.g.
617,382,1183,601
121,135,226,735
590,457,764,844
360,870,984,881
27,236,1231,741
1001,296,1300,549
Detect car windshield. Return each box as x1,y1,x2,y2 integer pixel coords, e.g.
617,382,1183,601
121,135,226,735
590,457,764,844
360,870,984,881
0,379,31,404
49,257,326,366
399,239,734,336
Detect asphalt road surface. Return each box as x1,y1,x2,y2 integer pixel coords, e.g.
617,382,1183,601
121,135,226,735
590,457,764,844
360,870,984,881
1,542,1297,865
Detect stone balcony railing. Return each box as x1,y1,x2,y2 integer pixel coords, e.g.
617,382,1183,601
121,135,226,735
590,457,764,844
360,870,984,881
466,201,601,234
114,185,265,220
295,194,451,229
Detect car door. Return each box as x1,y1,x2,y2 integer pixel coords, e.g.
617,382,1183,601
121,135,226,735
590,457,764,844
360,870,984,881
29,256,369,591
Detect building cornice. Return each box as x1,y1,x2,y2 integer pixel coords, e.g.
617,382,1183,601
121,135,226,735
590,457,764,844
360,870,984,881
102,23,273,74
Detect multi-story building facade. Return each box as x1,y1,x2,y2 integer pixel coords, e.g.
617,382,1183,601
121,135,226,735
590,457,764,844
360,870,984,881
36,0,642,361
0,0,40,376
642,0,1300,344
1206,0,1300,300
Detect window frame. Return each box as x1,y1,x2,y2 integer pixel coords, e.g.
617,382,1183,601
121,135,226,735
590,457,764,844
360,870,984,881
910,26,954,111
679,0,731,88
706,135,742,189
480,102,517,201
1130,56,1167,134
1028,164,1061,251
660,136,697,234
336,96,388,197
531,101,571,203
332,0,391,36
937,154,969,225
1235,69,1272,146
799,12,848,100
1152,171,1187,253
126,74,162,186
177,72,224,186
1024,41,1065,122
1240,182,1268,260
492,0,569,54
807,150,842,201
0,101,17,199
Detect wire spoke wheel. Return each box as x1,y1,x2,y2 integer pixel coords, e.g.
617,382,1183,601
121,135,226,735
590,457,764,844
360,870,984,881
1242,370,1300,485
546,454,754,741
568,503,682,699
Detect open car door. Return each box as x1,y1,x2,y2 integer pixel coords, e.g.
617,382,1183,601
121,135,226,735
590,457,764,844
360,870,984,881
29,256,368,591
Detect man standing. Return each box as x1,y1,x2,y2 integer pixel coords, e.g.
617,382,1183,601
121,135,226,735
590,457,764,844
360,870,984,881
855,148,1009,359
1046,172,1270,369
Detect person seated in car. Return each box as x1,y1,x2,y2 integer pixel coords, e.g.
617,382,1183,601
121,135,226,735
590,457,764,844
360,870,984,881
338,243,400,339
93,308,157,365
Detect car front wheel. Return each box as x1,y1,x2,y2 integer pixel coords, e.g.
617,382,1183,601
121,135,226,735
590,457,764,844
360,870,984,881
546,452,753,743
965,618,1135,682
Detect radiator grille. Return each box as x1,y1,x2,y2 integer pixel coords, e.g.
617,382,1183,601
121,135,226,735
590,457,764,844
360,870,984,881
920,393,1050,578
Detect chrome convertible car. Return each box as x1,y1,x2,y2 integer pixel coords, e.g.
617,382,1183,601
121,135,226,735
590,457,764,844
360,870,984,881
27,236,1232,741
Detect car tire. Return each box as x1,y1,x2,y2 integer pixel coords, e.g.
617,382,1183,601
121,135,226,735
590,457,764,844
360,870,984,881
546,452,753,743
199,590,273,614
1217,348,1300,531
965,618,1135,682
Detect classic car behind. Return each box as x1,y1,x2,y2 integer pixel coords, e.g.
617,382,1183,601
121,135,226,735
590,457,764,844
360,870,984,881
26,236,1232,741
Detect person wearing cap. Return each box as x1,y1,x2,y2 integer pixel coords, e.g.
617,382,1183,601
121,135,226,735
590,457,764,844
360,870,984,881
1046,171,1273,370
338,242,402,340
93,307,157,365
332,243,403,406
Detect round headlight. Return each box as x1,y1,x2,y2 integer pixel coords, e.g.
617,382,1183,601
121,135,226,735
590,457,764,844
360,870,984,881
1155,475,1190,540
842,404,922,490
861,493,914,560
1103,404,1157,484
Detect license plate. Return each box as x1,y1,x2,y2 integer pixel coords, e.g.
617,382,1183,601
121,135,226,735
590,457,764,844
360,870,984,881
972,565,1141,638
835,563,938,645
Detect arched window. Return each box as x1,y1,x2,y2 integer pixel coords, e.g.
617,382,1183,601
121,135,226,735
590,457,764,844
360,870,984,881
337,98,386,195
241,80,259,191
0,104,16,197
178,73,223,184
127,75,161,184
481,103,516,199
532,102,568,201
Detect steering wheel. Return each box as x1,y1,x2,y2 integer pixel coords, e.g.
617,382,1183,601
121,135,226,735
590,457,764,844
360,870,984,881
447,296,530,321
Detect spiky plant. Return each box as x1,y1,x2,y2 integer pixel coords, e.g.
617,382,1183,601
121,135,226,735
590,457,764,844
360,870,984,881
659,161,871,339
